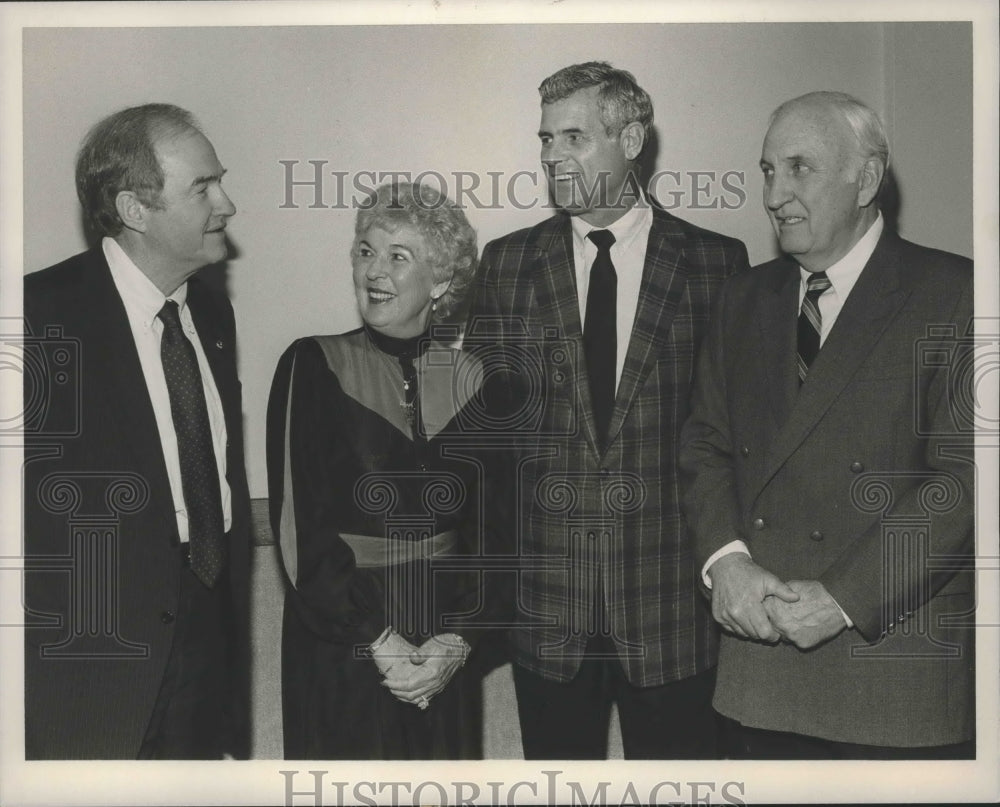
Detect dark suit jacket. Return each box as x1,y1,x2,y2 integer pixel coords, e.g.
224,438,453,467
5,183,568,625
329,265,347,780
680,230,975,746
22,247,251,759
467,205,749,687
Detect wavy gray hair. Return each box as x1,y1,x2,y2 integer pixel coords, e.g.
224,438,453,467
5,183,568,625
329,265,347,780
352,181,478,321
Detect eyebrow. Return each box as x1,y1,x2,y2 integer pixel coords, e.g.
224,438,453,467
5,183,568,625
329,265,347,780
538,126,584,138
191,168,227,187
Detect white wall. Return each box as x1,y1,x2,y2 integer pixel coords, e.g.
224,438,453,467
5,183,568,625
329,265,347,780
884,22,974,258
20,22,970,496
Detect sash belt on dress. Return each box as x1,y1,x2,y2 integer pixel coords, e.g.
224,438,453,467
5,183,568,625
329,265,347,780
340,530,457,568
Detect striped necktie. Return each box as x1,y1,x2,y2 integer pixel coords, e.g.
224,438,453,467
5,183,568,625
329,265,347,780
797,271,831,383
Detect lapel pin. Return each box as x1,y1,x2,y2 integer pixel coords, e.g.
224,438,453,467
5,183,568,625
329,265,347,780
216,339,225,350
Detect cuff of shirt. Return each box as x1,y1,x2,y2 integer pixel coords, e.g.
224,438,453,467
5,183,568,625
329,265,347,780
702,540,751,588
831,597,854,628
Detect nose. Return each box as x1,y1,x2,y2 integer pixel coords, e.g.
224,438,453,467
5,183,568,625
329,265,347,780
764,172,791,212
365,255,388,280
215,186,237,218
541,140,564,171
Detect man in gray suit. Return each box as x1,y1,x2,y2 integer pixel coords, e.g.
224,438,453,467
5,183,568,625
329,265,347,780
680,91,975,758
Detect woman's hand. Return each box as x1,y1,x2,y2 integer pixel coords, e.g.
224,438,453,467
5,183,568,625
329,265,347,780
381,634,469,708
370,628,419,676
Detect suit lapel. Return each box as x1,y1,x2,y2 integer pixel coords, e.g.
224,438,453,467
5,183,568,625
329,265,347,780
606,208,688,444
755,233,909,499
530,219,604,451
755,261,800,431
82,253,175,524
187,282,230,409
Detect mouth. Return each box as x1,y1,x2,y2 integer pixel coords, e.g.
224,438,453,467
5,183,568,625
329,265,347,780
206,225,227,234
366,288,395,304
552,172,579,184
775,215,805,226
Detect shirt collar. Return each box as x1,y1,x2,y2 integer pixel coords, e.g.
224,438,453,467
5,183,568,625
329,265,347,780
571,197,652,255
799,212,884,294
104,237,189,330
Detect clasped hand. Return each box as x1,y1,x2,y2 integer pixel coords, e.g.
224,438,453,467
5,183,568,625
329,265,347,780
371,632,467,707
708,555,846,648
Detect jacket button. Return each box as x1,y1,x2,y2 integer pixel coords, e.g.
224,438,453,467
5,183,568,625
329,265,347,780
752,517,765,531
810,530,824,542
850,461,864,473
160,610,176,624
740,445,750,457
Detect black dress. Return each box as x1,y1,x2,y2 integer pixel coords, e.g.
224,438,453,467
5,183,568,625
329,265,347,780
267,326,496,759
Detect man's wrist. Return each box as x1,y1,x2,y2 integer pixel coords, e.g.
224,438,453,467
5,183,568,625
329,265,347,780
702,540,752,588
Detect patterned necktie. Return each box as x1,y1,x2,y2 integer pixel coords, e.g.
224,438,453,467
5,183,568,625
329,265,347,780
797,271,832,383
157,300,226,587
584,229,617,446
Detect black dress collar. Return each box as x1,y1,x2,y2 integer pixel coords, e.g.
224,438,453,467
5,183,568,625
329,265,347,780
364,324,432,360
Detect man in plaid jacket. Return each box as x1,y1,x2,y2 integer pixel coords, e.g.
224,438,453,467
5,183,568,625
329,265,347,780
466,62,749,758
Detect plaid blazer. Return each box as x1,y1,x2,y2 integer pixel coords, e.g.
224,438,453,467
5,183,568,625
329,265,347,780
466,205,749,686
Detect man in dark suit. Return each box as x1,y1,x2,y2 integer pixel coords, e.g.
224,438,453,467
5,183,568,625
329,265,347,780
467,62,749,758
680,91,975,758
22,103,251,759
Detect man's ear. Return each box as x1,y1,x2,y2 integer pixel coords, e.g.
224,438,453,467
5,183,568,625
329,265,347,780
857,157,885,208
115,190,148,234
618,121,645,161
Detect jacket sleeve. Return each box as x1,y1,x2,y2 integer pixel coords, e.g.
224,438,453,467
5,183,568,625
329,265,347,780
448,239,518,647
266,338,387,645
679,275,747,570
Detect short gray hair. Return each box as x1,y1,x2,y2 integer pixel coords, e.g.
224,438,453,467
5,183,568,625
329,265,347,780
539,61,653,149
772,90,890,172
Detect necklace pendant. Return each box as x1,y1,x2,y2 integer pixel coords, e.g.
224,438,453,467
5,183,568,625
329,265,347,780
400,400,416,427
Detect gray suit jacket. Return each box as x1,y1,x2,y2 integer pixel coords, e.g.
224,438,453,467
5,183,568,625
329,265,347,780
680,229,975,746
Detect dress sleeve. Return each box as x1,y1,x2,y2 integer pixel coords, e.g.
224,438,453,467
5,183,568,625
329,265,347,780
266,338,387,645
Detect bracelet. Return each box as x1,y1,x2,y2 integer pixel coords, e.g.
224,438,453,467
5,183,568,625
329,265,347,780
438,633,471,666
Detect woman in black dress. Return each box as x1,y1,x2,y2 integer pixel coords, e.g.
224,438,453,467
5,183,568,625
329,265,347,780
267,181,496,759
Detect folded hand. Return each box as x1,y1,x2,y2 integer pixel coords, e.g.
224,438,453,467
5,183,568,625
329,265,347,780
381,634,468,707
707,553,799,642
764,579,848,649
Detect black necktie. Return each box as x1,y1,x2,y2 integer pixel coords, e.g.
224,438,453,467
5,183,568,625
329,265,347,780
158,300,226,587
584,229,617,445
797,271,832,383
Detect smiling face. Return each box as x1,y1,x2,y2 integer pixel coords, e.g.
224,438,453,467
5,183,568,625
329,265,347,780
352,225,452,339
539,86,642,227
759,103,879,272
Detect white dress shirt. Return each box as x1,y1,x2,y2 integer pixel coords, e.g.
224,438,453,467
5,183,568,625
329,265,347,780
104,237,232,541
570,200,654,390
701,215,885,624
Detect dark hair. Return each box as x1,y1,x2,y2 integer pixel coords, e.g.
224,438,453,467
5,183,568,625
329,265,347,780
75,103,200,238
352,182,478,321
539,61,653,148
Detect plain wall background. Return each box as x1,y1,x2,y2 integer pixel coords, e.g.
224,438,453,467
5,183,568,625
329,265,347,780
21,22,972,497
